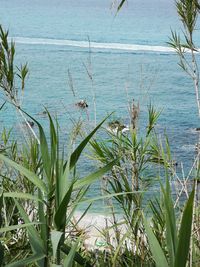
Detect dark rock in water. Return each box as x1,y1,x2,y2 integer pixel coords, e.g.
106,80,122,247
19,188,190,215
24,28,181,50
37,110,48,117
108,120,129,133
173,161,178,167
195,143,200,151
108,120,125,131
27,121,34,127
75,100,88,109
195,127,200,131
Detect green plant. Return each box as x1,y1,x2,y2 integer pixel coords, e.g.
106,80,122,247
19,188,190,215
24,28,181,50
167,1,200,264
0,111,116,266
89,105,168,266
144,177,195,267
0,25,38,142
0,2,199,265
168,0,200,116
111,0,127,12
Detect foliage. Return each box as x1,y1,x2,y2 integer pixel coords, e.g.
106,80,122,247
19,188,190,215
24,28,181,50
0,4,199,266
0,112,117,266
145,178,195,267
168,0,200,116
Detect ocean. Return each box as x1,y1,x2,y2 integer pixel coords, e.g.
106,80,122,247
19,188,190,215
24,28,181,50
0,0,200,200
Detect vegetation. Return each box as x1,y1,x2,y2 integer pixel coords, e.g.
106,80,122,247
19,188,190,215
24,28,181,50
168,0,200,116
0,0,199,266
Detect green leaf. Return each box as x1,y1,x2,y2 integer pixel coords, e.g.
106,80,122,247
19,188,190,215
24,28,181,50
62,244,92,267
58,156,71,204
64,187,89,228
38,189,47,249
74,159,117,189
117,0,126,12
112,230,131,266
78,191,142,205
144,217,169,267
32,117,51,183
0,242,4,267
38,123,51,181
4,192,43,202
70,115,111,170
0,154,47,193
0,189,3,228
14,200,45,260
0,101,6,111
0,190,4,265
47,110,57,167
161,178,178,266
54,184,73,230
0,222,42,233
51,230,63,260
7,253,45,267
174,189,195,267
63,241,79,267
21,110,51,182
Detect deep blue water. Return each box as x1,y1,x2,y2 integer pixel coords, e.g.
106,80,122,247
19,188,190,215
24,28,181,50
0,0,200,211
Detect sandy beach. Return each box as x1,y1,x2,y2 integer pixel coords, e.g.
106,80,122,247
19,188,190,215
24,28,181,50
72,212,124,250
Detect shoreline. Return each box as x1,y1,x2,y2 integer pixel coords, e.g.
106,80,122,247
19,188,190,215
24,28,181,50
72,212,124,250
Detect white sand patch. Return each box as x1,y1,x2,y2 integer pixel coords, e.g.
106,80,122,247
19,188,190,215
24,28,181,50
72,212,125,250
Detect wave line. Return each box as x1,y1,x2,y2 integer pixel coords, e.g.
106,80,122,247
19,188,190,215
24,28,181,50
9,36,177,53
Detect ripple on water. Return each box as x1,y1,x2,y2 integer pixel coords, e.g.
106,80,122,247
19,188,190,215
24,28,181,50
181,144,196,152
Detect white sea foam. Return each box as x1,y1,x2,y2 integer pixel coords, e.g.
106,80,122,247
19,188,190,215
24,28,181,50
181,144,195,152
9,36,177,53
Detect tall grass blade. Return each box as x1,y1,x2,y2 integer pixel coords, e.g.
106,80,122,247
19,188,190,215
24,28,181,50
38,122,51,181
4,192,43,202
74,159,117,189
47,110,57,167
69,115,111,170
161,178,177,266
38,189,47,250
0,242,3,267
6,253,45,267
174,189,195,267
112,230,131,266
58,156,71,204
14,200,45,265
22,110,51,180
63,240,79,267
0,191,4,265
0,222,41,233
78,191,142,205
54,184,73,230
0,154,47,193
0,190,3,227
62,244,92,267
0,101,6,111
144,217,169,267
51,230,63,259
117,0,126,12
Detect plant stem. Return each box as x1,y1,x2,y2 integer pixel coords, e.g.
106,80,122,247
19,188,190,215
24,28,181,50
190,33,200,117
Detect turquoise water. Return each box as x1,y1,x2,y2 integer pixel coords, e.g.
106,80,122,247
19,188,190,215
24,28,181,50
0,0,179,44
0,0,200,173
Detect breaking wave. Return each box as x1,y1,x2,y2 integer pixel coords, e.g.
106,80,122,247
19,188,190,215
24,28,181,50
9,36,177,53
